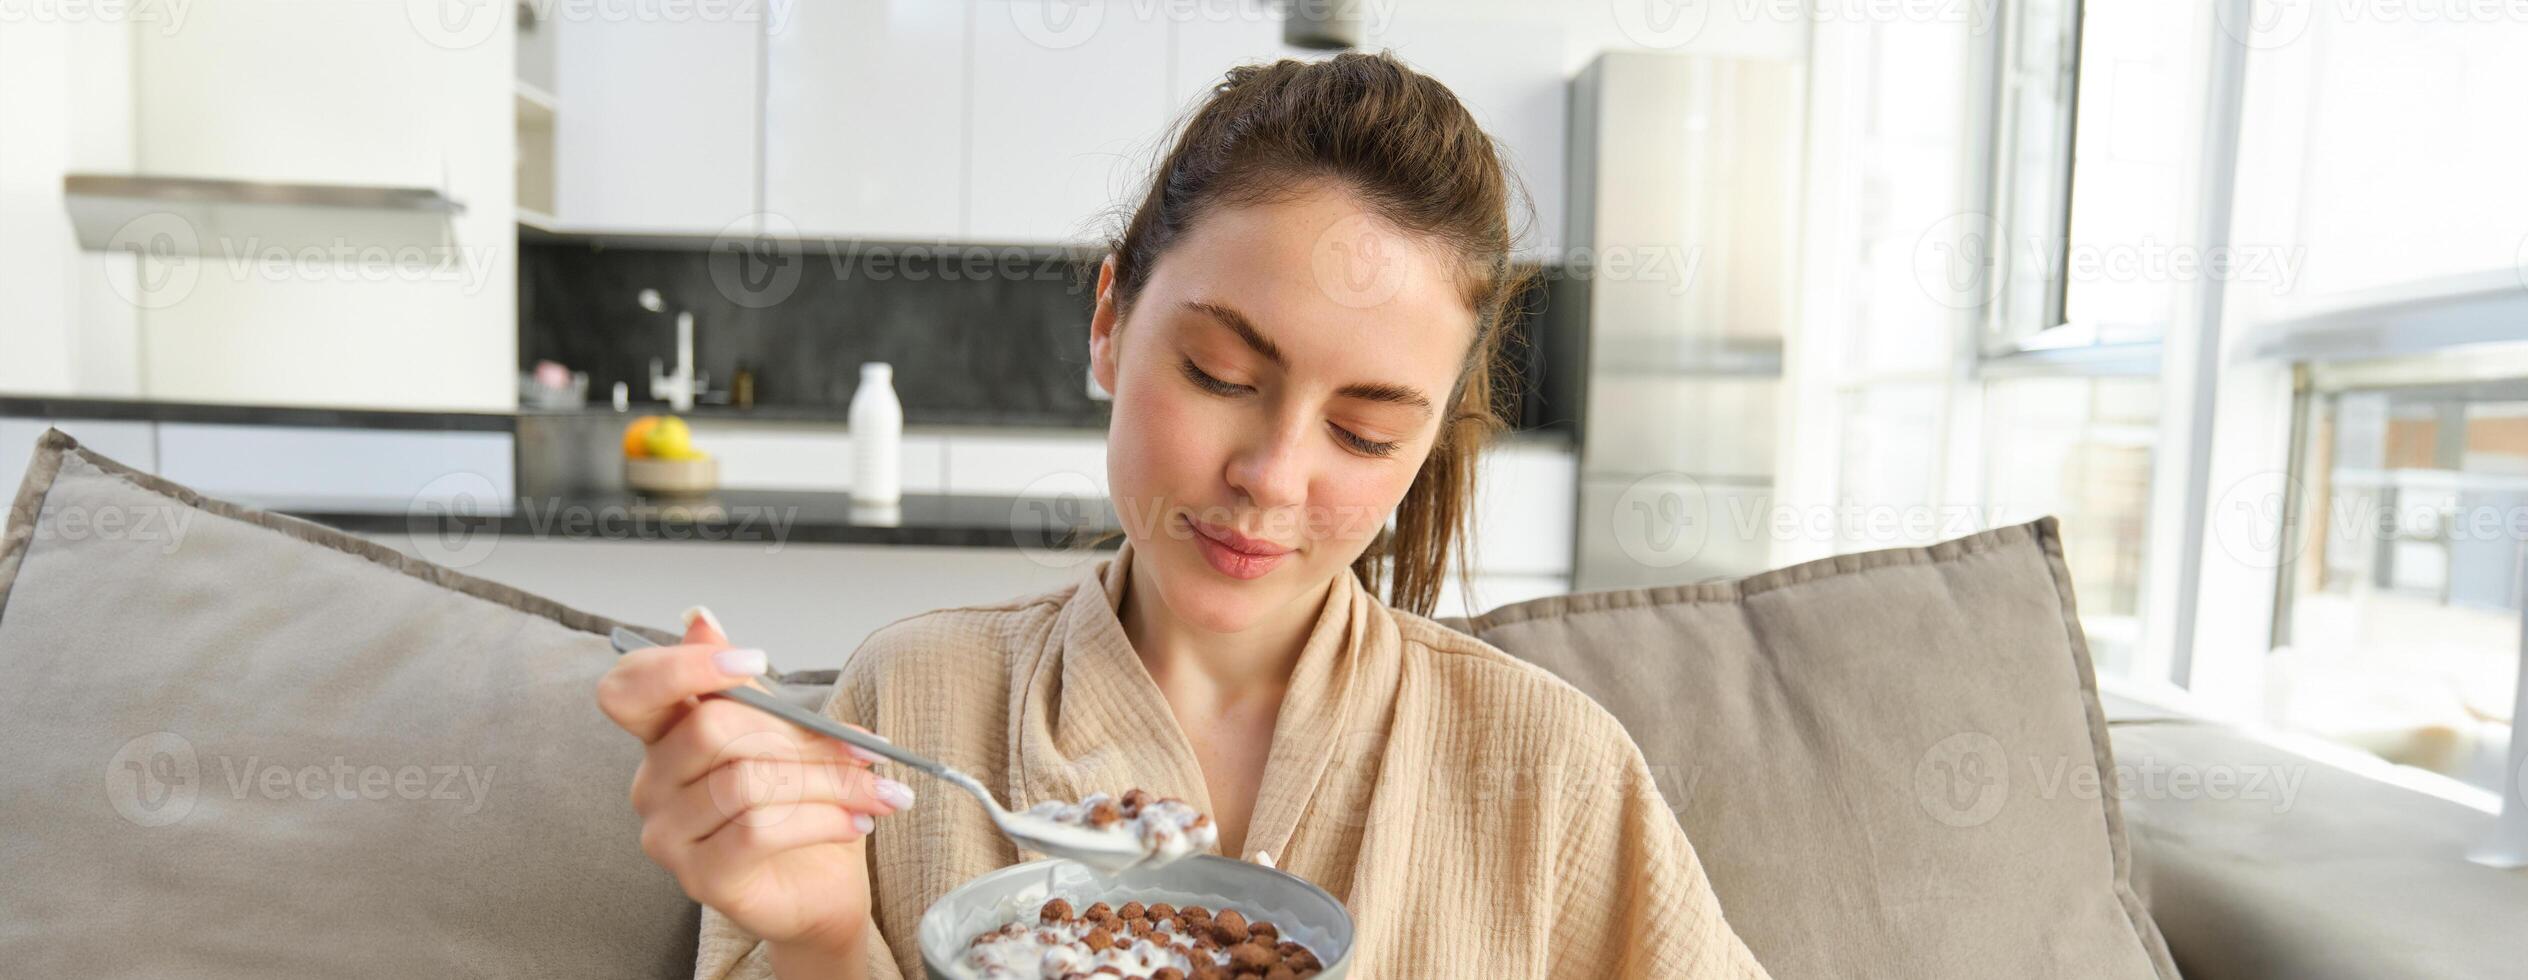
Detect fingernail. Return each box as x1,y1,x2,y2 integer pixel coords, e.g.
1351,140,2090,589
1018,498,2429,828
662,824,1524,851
874,778,916,810
713,647,767,677
852,813,876,836
847,744,887,765
681,605,725,636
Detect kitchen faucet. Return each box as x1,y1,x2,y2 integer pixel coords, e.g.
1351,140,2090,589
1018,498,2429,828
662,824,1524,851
638,289,699,411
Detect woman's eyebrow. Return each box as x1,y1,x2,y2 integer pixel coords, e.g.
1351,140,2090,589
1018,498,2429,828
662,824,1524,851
1185,300,1434,419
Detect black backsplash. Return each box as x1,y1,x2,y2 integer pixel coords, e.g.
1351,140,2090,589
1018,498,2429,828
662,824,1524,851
519,238,1578,432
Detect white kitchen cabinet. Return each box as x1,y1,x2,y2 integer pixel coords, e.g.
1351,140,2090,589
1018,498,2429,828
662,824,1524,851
764,1,969,241
1369,15,1570,262
555,11,763,234
0,420,156,496
153,423,515,513
685,421,949,494
357,536,1089,672
943,431,1111,496
967,0,1173,245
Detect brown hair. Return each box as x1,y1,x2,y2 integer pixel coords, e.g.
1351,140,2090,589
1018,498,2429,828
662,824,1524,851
1097,50,1537,617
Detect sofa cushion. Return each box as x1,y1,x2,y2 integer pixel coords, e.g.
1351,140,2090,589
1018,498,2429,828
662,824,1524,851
1454,518,2178,980
0,429,696,978
2108,717,2528,980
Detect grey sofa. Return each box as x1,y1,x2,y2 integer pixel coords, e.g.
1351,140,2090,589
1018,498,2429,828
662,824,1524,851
3,429,2520,978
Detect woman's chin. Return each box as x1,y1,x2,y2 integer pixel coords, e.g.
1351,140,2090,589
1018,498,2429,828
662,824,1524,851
1153,551,1282,633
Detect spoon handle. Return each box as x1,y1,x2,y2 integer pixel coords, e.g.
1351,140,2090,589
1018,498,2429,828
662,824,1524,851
608,627,949,779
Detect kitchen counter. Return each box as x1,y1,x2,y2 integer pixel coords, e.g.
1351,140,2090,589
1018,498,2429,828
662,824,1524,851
293,487,1125,550
1,395,1576,445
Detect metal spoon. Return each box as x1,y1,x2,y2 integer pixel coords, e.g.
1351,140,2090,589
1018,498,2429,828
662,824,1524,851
608,628,1167,873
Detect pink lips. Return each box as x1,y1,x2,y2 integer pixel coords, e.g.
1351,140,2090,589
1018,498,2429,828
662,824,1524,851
1182,514,1292,580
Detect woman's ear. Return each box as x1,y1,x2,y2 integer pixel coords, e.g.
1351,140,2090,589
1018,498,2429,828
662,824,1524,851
1090,254,1121,396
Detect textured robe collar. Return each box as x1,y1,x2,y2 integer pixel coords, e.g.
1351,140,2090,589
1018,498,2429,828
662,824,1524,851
1010,538,1380,862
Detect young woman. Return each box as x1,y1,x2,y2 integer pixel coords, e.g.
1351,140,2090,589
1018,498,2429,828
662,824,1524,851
598,52,1770,979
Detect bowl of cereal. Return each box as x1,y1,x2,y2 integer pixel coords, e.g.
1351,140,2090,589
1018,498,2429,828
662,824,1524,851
918,855,1352,979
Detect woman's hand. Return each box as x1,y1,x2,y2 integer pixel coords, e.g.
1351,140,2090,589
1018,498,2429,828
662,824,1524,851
596,608,911,967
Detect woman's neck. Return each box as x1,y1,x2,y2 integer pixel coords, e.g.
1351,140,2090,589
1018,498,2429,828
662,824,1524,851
1119,556,1332,707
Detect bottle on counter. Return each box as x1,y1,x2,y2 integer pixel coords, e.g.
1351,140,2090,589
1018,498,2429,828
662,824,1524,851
849,362,903,505
732,361,756,409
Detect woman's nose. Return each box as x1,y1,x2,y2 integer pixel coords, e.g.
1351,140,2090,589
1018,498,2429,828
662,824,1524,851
1226,421,1309,510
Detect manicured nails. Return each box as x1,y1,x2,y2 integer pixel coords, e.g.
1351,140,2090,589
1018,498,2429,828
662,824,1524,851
852,813,877,836
681,605,726,636
874,777,916,810
712,647,768,677
847,743,888,766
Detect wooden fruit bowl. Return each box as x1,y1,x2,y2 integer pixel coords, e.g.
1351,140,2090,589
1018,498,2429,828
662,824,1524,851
624,456,718,497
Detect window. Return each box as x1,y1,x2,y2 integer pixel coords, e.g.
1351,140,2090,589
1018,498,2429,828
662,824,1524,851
2279,372,2528,794
1801,0,2202,678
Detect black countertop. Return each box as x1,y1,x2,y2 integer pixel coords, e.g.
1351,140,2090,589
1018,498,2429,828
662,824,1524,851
295,487,1125,550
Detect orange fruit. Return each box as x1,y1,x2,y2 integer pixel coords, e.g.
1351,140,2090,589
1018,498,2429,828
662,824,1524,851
622,416,659,458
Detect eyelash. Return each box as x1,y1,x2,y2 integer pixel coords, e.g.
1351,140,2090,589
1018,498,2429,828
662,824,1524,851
1178,357,1401,458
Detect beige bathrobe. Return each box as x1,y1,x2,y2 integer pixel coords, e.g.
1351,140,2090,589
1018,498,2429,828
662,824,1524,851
696,540,1770,979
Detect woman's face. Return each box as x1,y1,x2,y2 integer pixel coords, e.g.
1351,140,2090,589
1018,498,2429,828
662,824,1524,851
1090,181,1477,634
